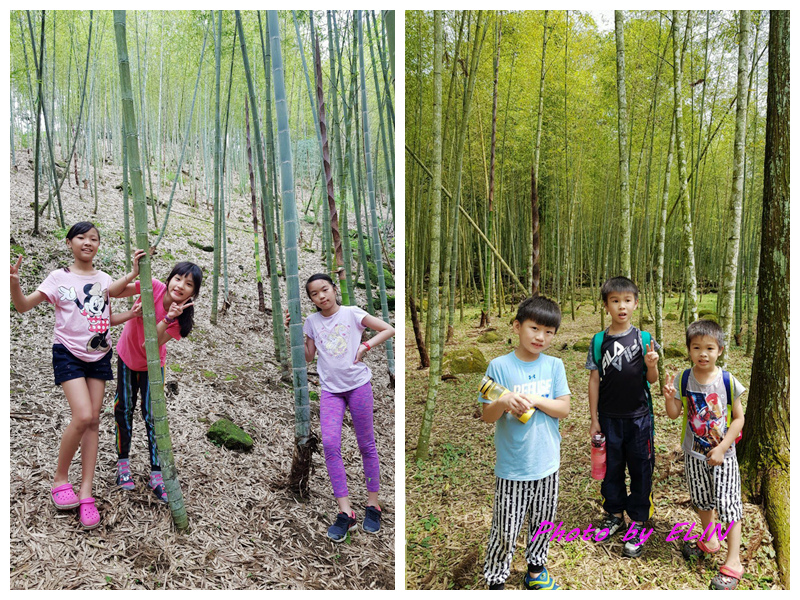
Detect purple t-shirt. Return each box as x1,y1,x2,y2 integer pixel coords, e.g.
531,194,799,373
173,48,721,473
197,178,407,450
37,268,114,361
303,305,371,393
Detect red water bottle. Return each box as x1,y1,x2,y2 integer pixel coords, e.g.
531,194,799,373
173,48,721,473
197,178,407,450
591,433,606,480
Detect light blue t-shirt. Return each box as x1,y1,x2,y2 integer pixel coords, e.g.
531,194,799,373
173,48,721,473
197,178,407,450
478,351,571,481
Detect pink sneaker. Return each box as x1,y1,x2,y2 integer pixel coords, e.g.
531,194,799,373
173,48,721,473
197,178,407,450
79,497,101,530
51,484,80,510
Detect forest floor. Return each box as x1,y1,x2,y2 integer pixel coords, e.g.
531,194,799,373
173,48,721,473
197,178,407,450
8,150,395,590
405,300,782,590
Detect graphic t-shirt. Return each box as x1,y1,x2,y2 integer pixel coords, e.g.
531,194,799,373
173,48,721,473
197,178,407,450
303,305,371,393
116,279,181,371
674,368,745,461
478,352,571,481
585,326,660,418
37,268,114,362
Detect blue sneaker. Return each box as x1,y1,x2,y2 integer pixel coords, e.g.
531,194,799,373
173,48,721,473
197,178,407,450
363,505,382,534
327,511,357,542
524,567,560,590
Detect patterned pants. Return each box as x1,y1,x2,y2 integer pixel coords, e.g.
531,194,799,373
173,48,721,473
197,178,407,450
114,359,162,472
685,453,743,523
320,381,380,498
484,471,559,586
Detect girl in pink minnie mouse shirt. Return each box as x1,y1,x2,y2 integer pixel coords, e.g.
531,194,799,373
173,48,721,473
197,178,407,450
10,222,143,529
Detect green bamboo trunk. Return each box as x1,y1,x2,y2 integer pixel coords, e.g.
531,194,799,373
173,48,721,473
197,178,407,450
328,11,355,304
416,10,443,461
672,11,699,322
210,11,222,325
312,25,349,305
235,11,289,378
246,99,265,312
113,10,187,531
358,11,394,381
365,14,394,219
268,9,313,496
346,16,374,311
257,12,284,277
293,11,331,273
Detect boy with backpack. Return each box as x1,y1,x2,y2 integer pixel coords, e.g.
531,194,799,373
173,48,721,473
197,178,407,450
587,276,660,558
663,319,745,589
480,296,571,590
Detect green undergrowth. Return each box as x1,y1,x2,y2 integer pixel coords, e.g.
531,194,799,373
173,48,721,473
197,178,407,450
406,300,776,590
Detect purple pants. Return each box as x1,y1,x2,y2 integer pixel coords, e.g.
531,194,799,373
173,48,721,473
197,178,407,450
320,381,380,498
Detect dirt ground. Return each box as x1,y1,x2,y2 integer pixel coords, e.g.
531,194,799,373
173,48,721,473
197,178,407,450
405,302,782,590
8,149,395,589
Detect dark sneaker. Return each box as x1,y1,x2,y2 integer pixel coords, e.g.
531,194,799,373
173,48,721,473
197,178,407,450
524,567,560,590
595,513,626,541
488,582,505,590
116,466,134,490
327,511,357,542
623,521,647,558
149,472,168,503
363,505,382,534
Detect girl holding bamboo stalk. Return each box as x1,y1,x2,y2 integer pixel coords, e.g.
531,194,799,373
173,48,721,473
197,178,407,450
288,273,395,541
9,222,142,529
112,254,203,503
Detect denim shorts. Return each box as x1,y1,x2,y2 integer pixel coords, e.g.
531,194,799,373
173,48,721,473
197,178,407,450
52,344,114,385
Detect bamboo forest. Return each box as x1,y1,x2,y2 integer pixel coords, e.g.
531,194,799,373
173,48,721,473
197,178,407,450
9,10,395,590
406,10,788,590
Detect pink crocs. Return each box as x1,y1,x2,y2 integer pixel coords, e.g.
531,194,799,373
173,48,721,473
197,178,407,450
51,484,80,510
79,497,101,530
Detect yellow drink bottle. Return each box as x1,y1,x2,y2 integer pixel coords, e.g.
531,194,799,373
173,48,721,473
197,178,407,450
479,375,536,423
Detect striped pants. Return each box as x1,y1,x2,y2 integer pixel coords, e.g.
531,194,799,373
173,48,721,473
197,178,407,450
484,471,559,586
114,359,162,472
685,453,743,523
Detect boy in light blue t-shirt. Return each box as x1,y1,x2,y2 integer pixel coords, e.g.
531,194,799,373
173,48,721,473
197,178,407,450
479,296,571,590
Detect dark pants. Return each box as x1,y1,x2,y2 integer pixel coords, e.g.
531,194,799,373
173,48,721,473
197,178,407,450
114,358,163,472
599,412,654,522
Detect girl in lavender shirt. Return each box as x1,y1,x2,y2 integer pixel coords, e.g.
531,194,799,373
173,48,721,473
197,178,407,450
298,273,394,541
10,222,142,529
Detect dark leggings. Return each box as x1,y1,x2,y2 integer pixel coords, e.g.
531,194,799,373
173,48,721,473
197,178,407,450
114,358,162,472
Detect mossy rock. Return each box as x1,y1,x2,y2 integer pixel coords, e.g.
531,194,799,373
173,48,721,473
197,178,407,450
573,339,591,353
641,315,654,325
188,240,214,253
477,331,501,344
698,311,719,323
207,418,253,451
443,347,488,374
664,344,685,359
366,262,395,289
372,295,395,312
666,313,679,321
309,390,320,403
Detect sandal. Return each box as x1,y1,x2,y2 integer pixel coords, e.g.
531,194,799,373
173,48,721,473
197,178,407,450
697,536,720,554
79,497,101,530
51,484,80,510
710,565,743,590
681,541,704,560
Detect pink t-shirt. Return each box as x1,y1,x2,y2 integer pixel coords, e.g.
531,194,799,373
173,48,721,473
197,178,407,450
37,268,114,362
303,305,371,393
116,279,181,371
